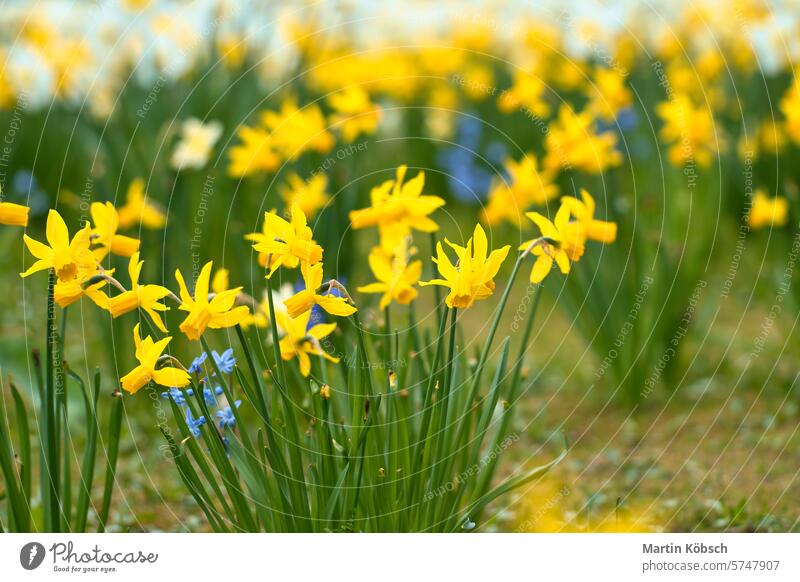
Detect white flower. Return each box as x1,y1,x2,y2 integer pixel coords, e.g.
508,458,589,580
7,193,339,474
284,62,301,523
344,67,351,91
170,118,223,171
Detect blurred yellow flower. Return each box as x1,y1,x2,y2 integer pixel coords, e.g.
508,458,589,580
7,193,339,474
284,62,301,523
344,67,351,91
228,125,280,177
0,201,29,226
483,154,559,226
90,201,140,260
588,68,632,122
216,34,247,69
120,324,190,395
261,99,334,161
350,165,444,250
247,204,324,277
780,81,800,145
283,262,357,318
357,245,422,309
656,93,722,167
175,261,249,340
170,118,223,170
279,173,329,219
420,223,510,309
107,252,172,333
277,309,339,377
328,86,382,142
498,70,550,118
117,178,166,230
544,105,622,174
748,189,789,230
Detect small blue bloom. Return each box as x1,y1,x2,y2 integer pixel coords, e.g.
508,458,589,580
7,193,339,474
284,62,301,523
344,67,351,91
185,409,206,438
216,400,242,429
188,353,207,374
200,385,219,406
161,387,188,406
213,348,236,374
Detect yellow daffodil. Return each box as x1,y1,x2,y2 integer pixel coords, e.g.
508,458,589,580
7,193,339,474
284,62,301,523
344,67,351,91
780,80,800,145
261,99,334,161
655,93,722,167
90,201,140,259
116,178,166,230
544,105,622,174
277,309,339,377
420,223,510,309
0,200,29,226
175,261,250,340
357,245,422,309
328,86,382,142
20,209,111,307
519,205,584,284
247,204,324,277
211,267,229,294
559,189,617,244
283,262,357,318
279,173,329,219
107,252,172,332
748,189,789,230
498,70,550,118
588,67,633,122
170,118,223,170
228,124,280,177
483,154,559,226
120,324,190,394
349,165,445,250
20,209,95,281
216,34,247,69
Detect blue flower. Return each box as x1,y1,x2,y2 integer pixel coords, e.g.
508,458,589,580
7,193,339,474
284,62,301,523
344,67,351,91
188,353,207,374
202,384,224,406
185,409,206,438
213,348,236,374
190,350,236,375
216,400,242,429
161,387,188,406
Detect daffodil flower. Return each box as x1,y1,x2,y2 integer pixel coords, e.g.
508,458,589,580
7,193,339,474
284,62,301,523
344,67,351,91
283,262,357,318
277,309,339,377
483,153,558,226
260,99,334,161
0,201,29,226
420,223,509,309
357,246,422,309
349,165,445,250
328,86,382,142
519,205,583,284
748,189,789,229
21,209,96,282
227,125,279,178
279,173,329,219
107,252,172,332
544,105,622,174
120,324,190,394
247,204,324,277
116,178,166,230
559,189,617,244
175,261,250,340
170,118,223,171
90,201,140,259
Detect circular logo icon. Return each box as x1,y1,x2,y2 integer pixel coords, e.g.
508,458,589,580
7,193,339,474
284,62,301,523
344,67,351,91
20,542,46,570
